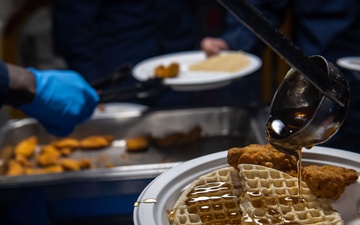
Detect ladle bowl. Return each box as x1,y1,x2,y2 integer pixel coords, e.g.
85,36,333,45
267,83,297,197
265,56,350,156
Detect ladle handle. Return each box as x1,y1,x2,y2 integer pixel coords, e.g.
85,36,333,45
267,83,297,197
217,0,346,106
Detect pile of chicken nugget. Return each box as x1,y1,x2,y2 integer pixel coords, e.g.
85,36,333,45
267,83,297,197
6,135,114,176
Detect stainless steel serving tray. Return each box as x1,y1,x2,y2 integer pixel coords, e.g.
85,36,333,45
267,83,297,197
0,106,266,188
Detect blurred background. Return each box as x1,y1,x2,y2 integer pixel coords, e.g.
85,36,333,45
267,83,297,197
1,0,349,224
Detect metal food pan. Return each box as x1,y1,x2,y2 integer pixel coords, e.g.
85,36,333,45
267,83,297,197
0,106,266,188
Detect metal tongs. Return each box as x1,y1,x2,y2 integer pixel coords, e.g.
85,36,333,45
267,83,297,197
90,64,167,103
217,0,349,107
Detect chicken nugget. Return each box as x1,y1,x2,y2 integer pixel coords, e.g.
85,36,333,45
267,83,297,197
25,165,63,175
44,143,72,156
154,63,179,78
60,148,72,156
227,144,297,174
37,146,61,167
302,165,358,200
78,158,92,169
41,145,59,154
152,132,184,148
60,159,80,171
79,135,114,149
6,160,24,176
126,136,150,152
51,138,79,150
14,136,38,158
14,154,29,166
152,125,202,148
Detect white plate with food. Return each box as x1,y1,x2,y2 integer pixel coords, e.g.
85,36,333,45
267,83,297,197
132,51,262,91
133,146,360,225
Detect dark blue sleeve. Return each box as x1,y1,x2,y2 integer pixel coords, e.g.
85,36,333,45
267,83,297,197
221,0,290,55
0,61,9,102
52,0,102,81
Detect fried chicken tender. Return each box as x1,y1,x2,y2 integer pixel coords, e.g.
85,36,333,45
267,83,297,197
37,154,59,167
126,136,150,152
154,62,179,78
79,135,114,149
60,159,81,171
14,136,38,158
59,148,72,156
25,165,63,175
227,144,297,174
78,158,92,169
152,125,202,148
6,160,24,176
14,154,30,166
302,165,358,200
36,145,61,167
50,138,80,150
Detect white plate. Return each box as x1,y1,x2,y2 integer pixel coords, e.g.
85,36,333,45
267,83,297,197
132,51,262,91
134,146,360,225
337,57,360,72
92,103,148,118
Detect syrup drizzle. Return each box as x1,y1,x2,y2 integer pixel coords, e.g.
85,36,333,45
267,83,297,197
169,181,242,225
168,178,306,225
296,150,303,198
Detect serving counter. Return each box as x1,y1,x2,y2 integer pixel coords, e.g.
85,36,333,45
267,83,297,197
0,106,267,224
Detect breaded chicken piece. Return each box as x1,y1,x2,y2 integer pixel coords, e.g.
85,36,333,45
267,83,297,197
14,136,38,158
6,160,24,176
152,125,202,148
319,165,359,185
37,145,61,167
25,165,63,175
227,144,297,174
37,154,59,167
302,165,358,200
154,63,179,78
126,136,150,152
50,138,79,150
14,154,29,166
59,148,72,156
78,158,92,169
79,135,114,149
41,145,59,154
60,159,81,171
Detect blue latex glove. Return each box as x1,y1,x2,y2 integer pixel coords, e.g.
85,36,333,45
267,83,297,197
19,68,99,136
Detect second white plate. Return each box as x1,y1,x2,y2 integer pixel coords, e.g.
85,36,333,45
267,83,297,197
337,56,360,72
132,51,262,91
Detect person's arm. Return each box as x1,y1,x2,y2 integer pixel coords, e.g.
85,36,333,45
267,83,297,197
52,0,102,81
0,60,99,136
220,0,291,55
0,61,36,106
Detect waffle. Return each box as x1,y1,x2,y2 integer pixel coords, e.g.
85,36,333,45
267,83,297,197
170,164,343,225
238,164,343,225
171,167,243,225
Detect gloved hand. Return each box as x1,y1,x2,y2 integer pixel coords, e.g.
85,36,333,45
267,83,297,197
18,68,99,136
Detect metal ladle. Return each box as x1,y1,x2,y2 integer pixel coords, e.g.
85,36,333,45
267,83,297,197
217,0,350,156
